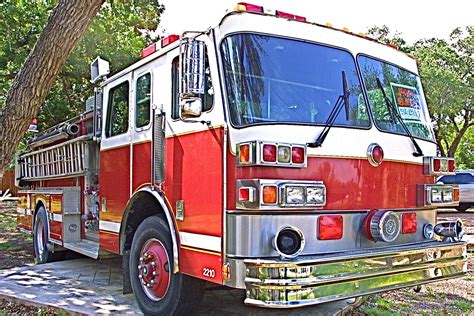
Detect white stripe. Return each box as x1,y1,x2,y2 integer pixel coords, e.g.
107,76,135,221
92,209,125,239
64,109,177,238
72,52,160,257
179,232,221,252
99,220,121,233
52,214,62,222
26,209,32,216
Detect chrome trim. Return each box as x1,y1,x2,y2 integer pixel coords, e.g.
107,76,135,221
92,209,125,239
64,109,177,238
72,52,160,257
239,241,466,307
369,210,400,242
236,141,257,165
226,210,437,258
273,226,305,259
423,156,455,175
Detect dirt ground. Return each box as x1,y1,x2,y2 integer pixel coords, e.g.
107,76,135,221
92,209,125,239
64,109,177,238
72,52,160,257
0,202,34,269
0,202,473,315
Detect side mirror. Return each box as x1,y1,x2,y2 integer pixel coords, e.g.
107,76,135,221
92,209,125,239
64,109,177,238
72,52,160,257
180,97,202,118
179,38,206,118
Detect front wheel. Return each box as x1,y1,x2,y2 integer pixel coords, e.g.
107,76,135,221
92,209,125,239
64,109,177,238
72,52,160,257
33,206,50,264
130,216,205,315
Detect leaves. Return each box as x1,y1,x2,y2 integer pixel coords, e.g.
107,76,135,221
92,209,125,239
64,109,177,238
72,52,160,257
368,25,473,166
0,0,164,130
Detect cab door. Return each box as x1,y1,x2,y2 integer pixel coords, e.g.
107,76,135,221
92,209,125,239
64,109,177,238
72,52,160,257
99,73,132,252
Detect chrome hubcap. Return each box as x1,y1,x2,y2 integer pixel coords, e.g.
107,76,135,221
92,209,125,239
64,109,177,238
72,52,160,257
35,219,45,256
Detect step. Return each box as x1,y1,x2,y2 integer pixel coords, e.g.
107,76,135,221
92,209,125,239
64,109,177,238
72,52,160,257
63,240,99,259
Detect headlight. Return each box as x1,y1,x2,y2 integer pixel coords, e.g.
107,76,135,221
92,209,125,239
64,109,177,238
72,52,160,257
285,186,304,204
306,186,325,205
431,188,442,203
443,190,453,202
278,145,291,163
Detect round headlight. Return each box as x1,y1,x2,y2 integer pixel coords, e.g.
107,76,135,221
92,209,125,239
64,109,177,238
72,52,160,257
365,210,401,242
273,226,305,258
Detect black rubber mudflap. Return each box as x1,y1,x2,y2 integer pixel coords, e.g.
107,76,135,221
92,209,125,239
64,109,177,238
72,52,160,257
122,249,132,294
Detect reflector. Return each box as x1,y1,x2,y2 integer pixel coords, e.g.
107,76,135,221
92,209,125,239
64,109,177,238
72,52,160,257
402,212,417,234
433,158,441,172
239,144,250,163
291,146,305,164
318,215,343,240
263,144,277,162
263,186,277,204
448,159,455,172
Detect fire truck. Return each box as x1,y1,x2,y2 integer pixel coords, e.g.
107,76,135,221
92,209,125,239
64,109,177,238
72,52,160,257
16,3,467,314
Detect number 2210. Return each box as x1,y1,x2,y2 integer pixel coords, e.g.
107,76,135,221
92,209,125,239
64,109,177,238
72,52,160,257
202,268,216,278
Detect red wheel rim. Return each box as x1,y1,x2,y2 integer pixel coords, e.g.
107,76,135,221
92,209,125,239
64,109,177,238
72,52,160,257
138,238,170,301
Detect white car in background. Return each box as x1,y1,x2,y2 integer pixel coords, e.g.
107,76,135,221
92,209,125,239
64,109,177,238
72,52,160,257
438,170,474,211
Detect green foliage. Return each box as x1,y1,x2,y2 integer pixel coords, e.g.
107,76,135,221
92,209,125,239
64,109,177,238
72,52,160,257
413,27,473,159
368,25,473,166
0,0,164,130
367,25,411,53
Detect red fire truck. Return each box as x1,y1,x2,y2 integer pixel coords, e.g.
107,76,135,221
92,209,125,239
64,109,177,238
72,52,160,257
16,3,467,314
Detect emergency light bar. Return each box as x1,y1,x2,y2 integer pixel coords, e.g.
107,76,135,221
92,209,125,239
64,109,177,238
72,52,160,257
233,2,401,52
141,34,180,59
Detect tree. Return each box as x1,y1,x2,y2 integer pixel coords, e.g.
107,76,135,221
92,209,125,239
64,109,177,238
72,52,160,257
413,27,473,158
368,25,473,165
0,0,105,173
367,25,411,53
0,0,165,172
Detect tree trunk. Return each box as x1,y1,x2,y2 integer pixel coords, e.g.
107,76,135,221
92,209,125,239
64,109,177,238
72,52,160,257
0,0,104,173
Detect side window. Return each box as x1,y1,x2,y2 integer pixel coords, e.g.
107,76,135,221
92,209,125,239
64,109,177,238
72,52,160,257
136,73,151,128
171,52,214,120
439,175,455,184
106,81,129,137
457,173,474,184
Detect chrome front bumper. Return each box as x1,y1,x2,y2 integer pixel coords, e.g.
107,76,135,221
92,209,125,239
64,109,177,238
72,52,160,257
239,241,467,308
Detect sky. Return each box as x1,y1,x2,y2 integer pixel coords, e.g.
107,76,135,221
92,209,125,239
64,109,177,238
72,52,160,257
158,0,472,43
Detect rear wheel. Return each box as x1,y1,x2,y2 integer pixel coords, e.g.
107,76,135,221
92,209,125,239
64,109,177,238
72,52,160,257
33,206,50,264
130,216,205,315
455,205,470,212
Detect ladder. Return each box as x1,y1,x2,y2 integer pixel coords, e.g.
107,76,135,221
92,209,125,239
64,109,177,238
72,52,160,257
17,137,91,181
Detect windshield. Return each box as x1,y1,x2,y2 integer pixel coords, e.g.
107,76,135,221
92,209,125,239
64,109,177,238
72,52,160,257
221,33,370,128
357,56,435,141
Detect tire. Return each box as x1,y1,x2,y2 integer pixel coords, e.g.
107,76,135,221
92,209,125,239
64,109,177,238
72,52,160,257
33,206,50,264
130,216,206,315
455,205,469,212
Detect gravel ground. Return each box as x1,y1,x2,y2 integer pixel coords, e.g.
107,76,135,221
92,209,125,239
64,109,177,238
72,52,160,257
353,210,474,315
1,202,473,315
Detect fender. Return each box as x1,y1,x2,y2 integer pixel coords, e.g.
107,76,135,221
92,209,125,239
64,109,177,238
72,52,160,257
121,186,180,273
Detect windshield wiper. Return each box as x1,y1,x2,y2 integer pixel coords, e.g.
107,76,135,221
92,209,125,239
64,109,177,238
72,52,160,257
308,71,350,148
375,78,423,157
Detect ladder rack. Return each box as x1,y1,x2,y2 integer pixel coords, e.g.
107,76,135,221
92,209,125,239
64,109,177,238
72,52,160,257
17,136,92,181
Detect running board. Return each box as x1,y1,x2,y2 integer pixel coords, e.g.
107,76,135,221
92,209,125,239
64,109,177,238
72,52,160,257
63,240,99,259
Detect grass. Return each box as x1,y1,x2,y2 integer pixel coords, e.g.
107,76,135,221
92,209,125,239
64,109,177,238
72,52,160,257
450,299,474,312
360,296,402,316
0,241,22,252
